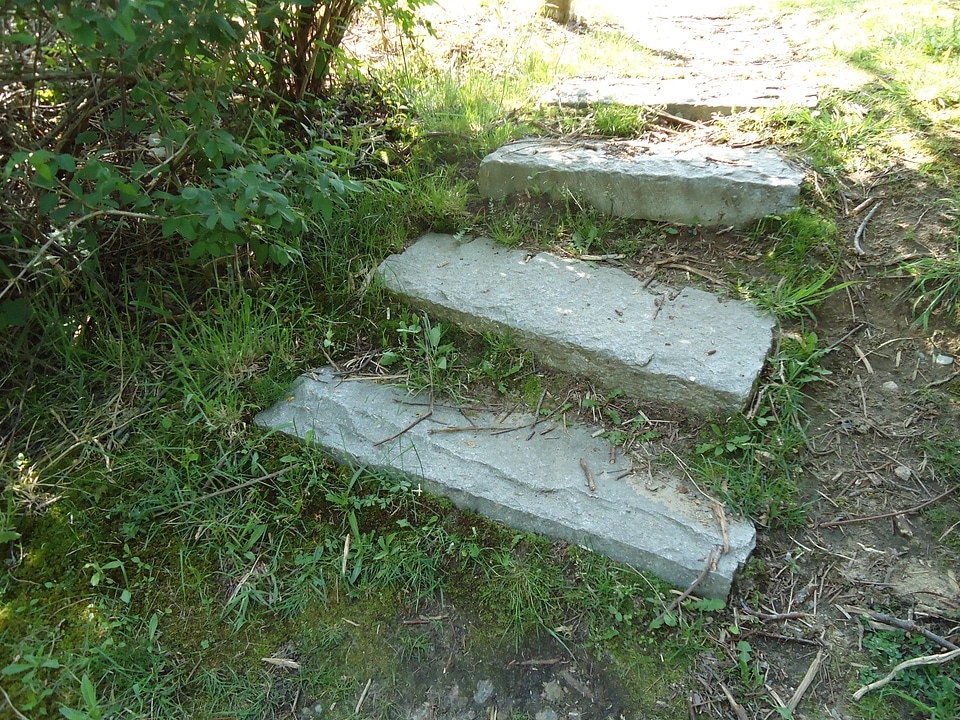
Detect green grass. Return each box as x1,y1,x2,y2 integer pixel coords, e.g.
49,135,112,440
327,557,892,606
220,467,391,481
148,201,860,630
5,1,960,718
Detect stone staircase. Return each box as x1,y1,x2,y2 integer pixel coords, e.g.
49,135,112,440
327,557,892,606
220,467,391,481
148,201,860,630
257,83,808,599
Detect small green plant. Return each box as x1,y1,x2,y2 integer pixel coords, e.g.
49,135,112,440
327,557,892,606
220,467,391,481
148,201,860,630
381,312,461,397
898,251,960,329
861,627,959,720
59,674,105,720
741,267,853,321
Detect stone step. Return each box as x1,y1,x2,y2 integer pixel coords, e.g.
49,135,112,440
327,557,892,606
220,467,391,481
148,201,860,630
377,234,775,414
542,78,818,122
478,138,803,227
255,367,755,599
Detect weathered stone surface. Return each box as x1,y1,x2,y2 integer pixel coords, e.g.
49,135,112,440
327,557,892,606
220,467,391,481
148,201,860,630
478,139,803,226
377,234,775,414
255,367,755,599
542,78,818,121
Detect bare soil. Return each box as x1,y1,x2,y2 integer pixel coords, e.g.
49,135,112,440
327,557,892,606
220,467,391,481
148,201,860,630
336,3,960,719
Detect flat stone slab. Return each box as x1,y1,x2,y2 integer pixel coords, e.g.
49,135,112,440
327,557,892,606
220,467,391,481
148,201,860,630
255,367,755,599
378,234,775,414
478,139,803,226
542,78,819,121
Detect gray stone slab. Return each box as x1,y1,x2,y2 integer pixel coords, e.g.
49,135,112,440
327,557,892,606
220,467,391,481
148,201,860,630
542,78,819,121
377,234,775,414
478,139,803,226
255,367,755,599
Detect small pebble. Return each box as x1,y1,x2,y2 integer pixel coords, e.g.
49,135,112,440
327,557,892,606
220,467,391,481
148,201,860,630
894,465,911,481
935,354,955,366
881,380,899,393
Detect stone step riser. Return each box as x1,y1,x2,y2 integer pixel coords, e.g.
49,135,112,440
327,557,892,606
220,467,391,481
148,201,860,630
542,78,818,121
478,139,803,227
255,368,756,599
378,234,776,414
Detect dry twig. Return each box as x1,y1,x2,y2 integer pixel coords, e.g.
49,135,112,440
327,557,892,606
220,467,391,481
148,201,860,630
853,200,882,255
853,649,960,701
579,458,596,493
649,546,720,628
847,608,959,651
788,649,824,713
820,485,958,527
158,468,289,515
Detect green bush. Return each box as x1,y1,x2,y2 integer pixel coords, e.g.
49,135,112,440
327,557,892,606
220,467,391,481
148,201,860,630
0,0,430,328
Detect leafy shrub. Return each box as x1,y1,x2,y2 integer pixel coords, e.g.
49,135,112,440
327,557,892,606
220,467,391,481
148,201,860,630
0,0,431,328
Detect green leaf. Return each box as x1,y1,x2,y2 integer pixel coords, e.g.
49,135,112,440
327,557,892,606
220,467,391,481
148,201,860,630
0,299,32,329
0,530,21,543
80,674,97,709
113,17,136,43
2,663,32,675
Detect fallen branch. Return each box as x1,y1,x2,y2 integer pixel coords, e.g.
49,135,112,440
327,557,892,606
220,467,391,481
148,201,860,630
847,608,959,651
819,486,958,527
788,649,824,713
853,200,882,255
852,648,960,701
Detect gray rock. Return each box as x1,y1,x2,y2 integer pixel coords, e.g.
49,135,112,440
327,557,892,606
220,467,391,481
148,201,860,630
542,78,818,121
536,709,559,720
378,234,775,414
478,139,803,226
255,367,756,599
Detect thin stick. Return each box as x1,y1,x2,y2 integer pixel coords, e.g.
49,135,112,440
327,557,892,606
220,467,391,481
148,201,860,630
787,649,824,712
824,323,867,354
527,389,548,440
819,486,958,527
0,683,29,720
847,197,876,217
654,108,707,128
853,200,882,255
579,458,596,493
355,677,373,714
342,534,351,577
159,469,288,515
853,649,960,701
649,547,719,628
662,263,726,286
740,602,807,622
372,410,433,447
848,608,958,651
711,502,730,554
718,681,749,720
428,425,520,434
927,369,960,388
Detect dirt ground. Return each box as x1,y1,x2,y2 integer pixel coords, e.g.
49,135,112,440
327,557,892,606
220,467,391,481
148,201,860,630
335,2,960,718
